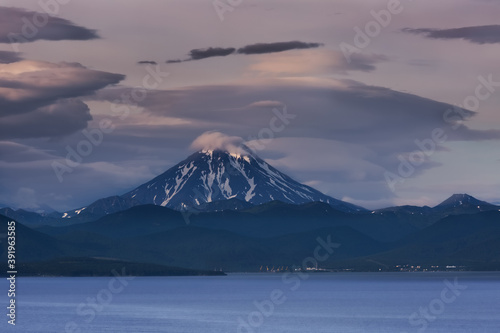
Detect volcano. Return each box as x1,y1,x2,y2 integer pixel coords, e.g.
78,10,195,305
121,146,364,213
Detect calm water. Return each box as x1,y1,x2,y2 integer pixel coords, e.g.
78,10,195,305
1,272,499,332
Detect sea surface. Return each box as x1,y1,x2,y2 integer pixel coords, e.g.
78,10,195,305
1,272,499,332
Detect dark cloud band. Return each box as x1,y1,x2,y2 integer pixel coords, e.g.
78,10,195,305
0,61,124,139
0,62,125,118
402,25,500,44
0,99,92,139
0,51,23,63
189,47,236,60
237,41,323,54
0,6,99,45
166,41,323,63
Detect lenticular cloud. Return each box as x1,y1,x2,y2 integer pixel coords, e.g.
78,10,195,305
190,131,247,155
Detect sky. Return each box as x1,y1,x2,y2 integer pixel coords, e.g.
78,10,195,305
0,0,499,212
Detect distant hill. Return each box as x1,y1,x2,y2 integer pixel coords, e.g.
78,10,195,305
373,193,500,228
38,202,417,242
3,192,500,273
335,210,500,271
0,214,92,262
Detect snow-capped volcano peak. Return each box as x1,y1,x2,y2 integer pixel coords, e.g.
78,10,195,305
121,148,364,213
201,144,255,162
